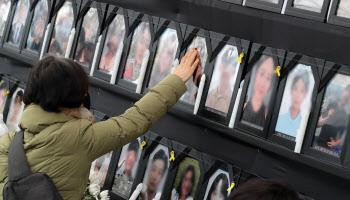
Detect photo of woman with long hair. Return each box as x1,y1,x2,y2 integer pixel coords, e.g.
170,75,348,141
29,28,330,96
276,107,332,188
6,89,24,131
204,171,229,200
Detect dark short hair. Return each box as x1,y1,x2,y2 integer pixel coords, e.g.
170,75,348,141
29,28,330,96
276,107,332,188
176,165,195,198
152,149,168,175
228,178,298,200
292,71,309,92
127,140,140,154
24,56,89,112
15,90,24,103
206,173,229,200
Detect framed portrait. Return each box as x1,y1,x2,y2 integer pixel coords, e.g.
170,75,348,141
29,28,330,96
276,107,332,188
0,0,12,43
5,85,25,132
243,0,285,13
267,54,324,150
198,38,250,125
283,0,331,22
90,151,113,187
303,63,350,166
91,6,128,83
0,75,10,136
327,0,350,28
234,44,285,138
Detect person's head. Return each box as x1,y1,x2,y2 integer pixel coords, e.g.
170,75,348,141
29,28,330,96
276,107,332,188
218,48,237,88
78,42,94,65
0,80,7,108
158,33,177,74
252,55,275,101
206,173,229,200
228,178,298,200
13,90,23,115
176,165,195,198
125,140,140,176
338,84,350,108
326,102,338,117
290,71,309,111
107,19,125,52
135,23,151,65
24,56,89,112
147,149,168,193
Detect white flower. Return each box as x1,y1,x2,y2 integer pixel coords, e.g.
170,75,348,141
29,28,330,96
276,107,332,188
89,171,100,185
88,183,101,196
100,190,110,200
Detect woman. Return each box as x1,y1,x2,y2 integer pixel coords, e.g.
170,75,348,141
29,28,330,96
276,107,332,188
241,55,275,128
206,173,229,200
0,48,201,199
275,71,310,137
171,165,196,200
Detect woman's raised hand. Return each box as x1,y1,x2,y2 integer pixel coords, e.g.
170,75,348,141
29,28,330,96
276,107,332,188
173,48,201,83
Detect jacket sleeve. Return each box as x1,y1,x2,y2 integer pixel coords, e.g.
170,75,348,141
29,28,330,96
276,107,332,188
81,74,187,161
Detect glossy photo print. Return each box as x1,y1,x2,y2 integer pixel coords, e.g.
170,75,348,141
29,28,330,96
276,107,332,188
123,22,151,82
337,0,350,18
148,28,179,89
25,0,49,52
99,14,125,73
0,0,11,40
258,0,279,3
241,55,276,130
6,88,24,131
203,169,230,200
74,8,99,67
205,45,240,116
140,145,169,200
292,0,324,13
0,79,9,115
7,0,30,45
48,1,74,57
275,64,315,141
180,36,208,105
171,157,200,200
112,138,142,199
312,74,350,157
90,151,113,187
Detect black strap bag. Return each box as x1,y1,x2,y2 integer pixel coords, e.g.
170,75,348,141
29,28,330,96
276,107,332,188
3,130,63,200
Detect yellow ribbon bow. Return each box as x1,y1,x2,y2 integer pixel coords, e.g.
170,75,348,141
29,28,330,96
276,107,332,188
141,141,147,150
227,182,235,192
274,66,281,77
4,91,10,96
236,53,244,64
21,101,24,105
169,151,175,161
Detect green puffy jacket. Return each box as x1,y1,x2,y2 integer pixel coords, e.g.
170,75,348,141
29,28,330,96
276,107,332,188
0,75,186,199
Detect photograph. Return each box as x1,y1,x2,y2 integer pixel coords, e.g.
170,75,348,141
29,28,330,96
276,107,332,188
292,0,324,13
241,55,277,130
0,79,9,115
6,88,24,131
123,22,151,82
312,73,350,157
7,0,30,45
275,64,315,140
180,36,208,105
203,169,230,200
25,0,49,52
337,0,350,18
257,0,279,4
98,14,125,73
0,0,11,39
205,45,240,115
48,1,74,57
74,7,99,67
148,28,179,89
112,138,142,199
171,157,200,200
90,151,113,187
140,145,169,200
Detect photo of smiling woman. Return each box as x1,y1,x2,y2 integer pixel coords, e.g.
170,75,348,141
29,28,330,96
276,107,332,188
6,88,24,131
241,55,276,130
275,65,314,140
203,169,230,200
140,145,169,200
171,157,200,200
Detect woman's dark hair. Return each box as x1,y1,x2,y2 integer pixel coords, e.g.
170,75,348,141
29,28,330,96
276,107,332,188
228,178,299,200
206,173,229,200
176,165,195,198
23,56,89,112
152,149,168,175
127,140,140,154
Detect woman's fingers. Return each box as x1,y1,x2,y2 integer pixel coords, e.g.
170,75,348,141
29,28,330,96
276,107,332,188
186,49,198,67
191,58,200,71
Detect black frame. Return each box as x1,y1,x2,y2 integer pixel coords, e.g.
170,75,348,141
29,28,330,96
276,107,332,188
116,11,156,91
0,74,11,118
91,6,129,82
197,35,250,125
234,43,285,138
244,0,285,13
219,0,243,5
302,62,350,167
237,170,260,185
2,76,20,123
267,53,324,150
283,0,331,22
327,0,350,28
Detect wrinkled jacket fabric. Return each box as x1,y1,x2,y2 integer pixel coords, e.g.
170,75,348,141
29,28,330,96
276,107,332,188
0,75,186,200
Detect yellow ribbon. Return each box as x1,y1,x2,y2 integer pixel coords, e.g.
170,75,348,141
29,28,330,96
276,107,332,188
274,66,281,77
141,141,146,150
236,53,244,63
227,182,235,192
169,151,175,161
21,101,24,105
4,91,9,96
